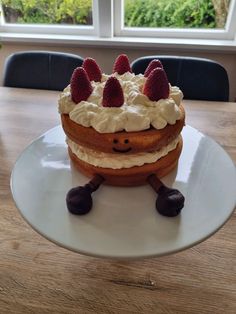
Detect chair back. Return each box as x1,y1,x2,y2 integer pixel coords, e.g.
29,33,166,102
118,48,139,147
3,51,84,91
131,56,229,101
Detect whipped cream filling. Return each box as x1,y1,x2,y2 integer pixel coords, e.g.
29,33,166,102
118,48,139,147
67,136,180,169
58,72,183,133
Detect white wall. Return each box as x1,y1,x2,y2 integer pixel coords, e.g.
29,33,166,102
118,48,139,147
1,43,236,101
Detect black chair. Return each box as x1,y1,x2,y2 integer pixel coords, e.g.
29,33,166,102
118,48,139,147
3,51,84,91
131,56,229,101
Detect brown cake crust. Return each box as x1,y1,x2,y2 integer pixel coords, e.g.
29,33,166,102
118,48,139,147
68,137,183,186
61,104,185,154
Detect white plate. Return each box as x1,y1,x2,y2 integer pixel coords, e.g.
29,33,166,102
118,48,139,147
11,126,236,259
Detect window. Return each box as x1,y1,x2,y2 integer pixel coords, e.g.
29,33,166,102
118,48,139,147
124,0,229,29
114,0,236,40
0,0,97,35
0,0,236,42
1,0,93,25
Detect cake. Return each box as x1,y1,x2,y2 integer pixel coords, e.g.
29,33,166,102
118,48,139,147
58,54,185,216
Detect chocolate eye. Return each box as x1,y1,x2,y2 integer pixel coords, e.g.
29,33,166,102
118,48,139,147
124,139,129,144
113,139,118,144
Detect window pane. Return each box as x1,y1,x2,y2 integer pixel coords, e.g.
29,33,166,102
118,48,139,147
1,0,93,25
124,0,231,29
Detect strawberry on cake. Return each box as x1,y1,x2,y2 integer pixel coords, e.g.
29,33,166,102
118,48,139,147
58,54,185,216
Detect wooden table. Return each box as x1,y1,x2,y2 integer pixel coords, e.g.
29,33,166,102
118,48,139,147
0,87,235,314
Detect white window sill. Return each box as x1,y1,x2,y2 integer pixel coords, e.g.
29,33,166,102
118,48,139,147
1,32,236,52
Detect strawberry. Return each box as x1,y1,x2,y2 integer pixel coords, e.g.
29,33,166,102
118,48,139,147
83,57,102,82
70,67,93,103
102,77,124,107
113,54,132,75
143,68,169,101
144,59,163,77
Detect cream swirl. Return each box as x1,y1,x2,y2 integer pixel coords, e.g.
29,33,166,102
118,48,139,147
58,72,183,133
67,136,180,169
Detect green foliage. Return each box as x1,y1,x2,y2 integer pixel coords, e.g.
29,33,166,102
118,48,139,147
2,0,227,28
2,0,92,25
125,0,216,28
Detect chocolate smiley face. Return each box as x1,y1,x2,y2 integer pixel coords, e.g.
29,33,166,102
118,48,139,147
112,138,132,153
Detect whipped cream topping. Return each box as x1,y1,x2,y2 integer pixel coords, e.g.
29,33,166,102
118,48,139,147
67,136,180,169
58,72,183,133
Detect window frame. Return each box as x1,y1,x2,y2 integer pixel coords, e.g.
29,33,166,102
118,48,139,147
0,0,236,45
114,0,236,40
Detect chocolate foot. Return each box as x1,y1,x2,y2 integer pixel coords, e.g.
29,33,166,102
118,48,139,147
147,174,185,217
66,175,104,215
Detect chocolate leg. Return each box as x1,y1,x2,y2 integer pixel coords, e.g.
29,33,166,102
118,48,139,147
66,175,105,215
147,174,185,217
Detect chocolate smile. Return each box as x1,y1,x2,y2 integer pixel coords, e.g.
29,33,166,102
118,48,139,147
113,147,132,153
112,138,132,153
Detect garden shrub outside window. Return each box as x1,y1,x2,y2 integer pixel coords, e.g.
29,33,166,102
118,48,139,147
1,0,93,25
124,0,229,29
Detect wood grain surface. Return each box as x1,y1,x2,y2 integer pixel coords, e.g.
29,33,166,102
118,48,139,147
0,87,235,314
